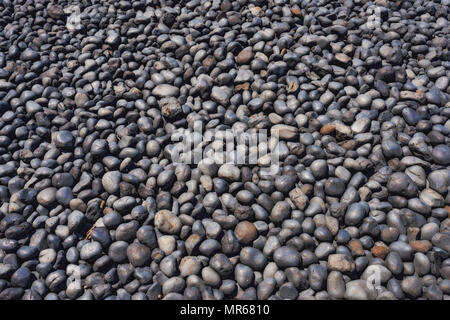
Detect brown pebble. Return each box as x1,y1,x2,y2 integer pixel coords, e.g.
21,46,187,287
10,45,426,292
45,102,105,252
287,80,299,92
334,53,351,66
290,8,302,16
154,210,182,235
235,83,250,91
236,47,253,64
410,240,432,253
202,55,215,70
348,240,365,256
320,124,336,135
234,221,257,245
249,7,262,16
399,90,426,103
371,244,389,259
339,140,357,150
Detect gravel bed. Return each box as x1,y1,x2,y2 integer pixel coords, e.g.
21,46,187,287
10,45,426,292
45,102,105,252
0,0,449,300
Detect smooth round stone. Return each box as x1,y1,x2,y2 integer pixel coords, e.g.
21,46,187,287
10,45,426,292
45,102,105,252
102,171,121,194
36,187,57,207
113,197,137,213
239,247,267,271
344,280,371,300
236,47,253,64
420,223,439,241
336,230,351,244
270,201,291,224
389,241,413,260
0,287,25,300
327,271,345,299
136,226,157,249
202,266,221,287
314,227,333,242
315,242,335,259
21,48,39,61
179,256,202,277
279,282,298,300
310,160,328,179
127,243,151,267
80,242,102,261
382,139,402,158
146,140,161,157
273,246,301,268
154,210,181,235
198,158,218,177
236,190,254,205
432,144,450,165
308,264,327,291
158,235,176,255
67,211,86,232
344,202,369,226
16,246,38,260
420,189,444,208
356,94,372,108
234,221,257,245
402,108,421,126
413,252,430,276
157,170,176,189
387,172,418,198
401,276,422,298
54,131,75,148
257,278,276,300
115,221,140,242
203,192,220,209
199,239,221,257
324,177,345,197
39,249,57,264
274,175,295,194
427,170,450,194
108,241,129,263
234,263,254,289
386,252,403,275
55,187,73,206
152,84,179,97
11,267,33,288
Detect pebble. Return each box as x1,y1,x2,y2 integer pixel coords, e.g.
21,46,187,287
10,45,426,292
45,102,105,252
152,84,179,97
154,210,182,235
273,247,301,268
234,222,257,245
127,243,151,267
327,254,355,273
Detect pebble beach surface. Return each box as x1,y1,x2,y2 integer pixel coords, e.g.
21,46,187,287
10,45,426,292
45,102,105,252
0,0,449,300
